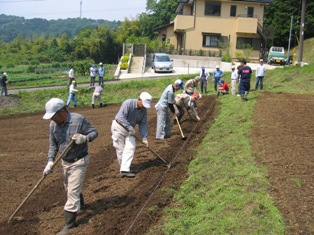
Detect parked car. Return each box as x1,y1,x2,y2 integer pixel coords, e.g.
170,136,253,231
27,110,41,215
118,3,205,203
267,46,289,65
152,53,173,73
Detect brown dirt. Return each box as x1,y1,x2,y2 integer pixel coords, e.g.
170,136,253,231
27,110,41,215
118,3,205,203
0,92,313,235
251,92,314,235
0,95,218,235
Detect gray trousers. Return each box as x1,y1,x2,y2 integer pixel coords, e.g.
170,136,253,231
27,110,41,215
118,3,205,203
156,107,171,139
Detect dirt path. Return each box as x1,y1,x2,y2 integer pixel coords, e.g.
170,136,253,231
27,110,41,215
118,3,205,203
251,92,314,235
0,95,218,235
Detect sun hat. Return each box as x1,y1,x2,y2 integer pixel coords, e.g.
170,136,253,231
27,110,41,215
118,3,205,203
43,98,65,120
175,79,184,90
139,92,152,108
194,76,200,82
192,93,199,100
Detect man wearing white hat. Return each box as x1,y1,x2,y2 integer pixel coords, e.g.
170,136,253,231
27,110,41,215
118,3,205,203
42,97,98,234
212,65,224,92
255,59,267,90
1,72,8,96
111,92,152,177
230,65,238,95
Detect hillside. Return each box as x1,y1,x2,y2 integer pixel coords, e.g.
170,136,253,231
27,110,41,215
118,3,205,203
0,14,121,42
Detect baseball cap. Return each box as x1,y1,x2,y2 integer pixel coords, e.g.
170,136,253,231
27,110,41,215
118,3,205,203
216,65,220,68
175,79,184,90
260,59,264,62
139,92,152,108
192,93,199,100
99,62,103,65
43,98,65,119
3,72,7,76
201,66,205,70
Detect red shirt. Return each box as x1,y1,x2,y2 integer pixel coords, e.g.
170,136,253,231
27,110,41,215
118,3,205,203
219,82,229,91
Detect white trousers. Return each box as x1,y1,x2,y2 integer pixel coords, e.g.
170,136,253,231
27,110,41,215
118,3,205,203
62,155,89,212
111,120,136,172
231,80,237,95
92,93,103,104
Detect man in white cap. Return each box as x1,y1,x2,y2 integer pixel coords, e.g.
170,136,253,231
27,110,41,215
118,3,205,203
42,97,98,234
255,59,267,90
1,72,8,96
230,65,238,95
212,65,224,92
155,79,183,139
111,92,152,177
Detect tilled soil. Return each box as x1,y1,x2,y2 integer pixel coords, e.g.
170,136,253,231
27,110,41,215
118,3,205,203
0,95,218,235
0,92,313,235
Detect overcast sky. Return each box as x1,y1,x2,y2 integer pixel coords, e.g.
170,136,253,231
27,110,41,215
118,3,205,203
0,0,147,21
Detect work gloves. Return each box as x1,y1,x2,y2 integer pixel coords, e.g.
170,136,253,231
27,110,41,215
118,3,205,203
142,137,148,147
72,133,87,145
129,128,136,136
199,93,202,98
43,161,54,175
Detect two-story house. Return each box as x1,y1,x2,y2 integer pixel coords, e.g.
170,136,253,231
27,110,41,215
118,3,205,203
154,0,272,60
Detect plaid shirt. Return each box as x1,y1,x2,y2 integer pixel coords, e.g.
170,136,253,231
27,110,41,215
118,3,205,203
47,112,98,162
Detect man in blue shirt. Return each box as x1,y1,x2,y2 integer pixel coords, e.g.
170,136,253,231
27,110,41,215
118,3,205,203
98,62,105,86
212,65,224,92
111,92,152,177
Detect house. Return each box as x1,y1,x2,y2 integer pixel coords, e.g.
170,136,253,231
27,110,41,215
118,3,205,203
154,0,273,61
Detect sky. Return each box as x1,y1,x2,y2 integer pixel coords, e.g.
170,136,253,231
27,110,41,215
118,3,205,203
0,0,147,21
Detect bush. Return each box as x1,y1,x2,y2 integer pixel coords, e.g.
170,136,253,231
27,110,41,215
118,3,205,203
121,55,129,63
120,62,128,70
6,63,15,68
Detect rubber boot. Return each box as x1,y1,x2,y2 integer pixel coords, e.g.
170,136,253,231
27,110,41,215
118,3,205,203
92,104,95,109
57,210,77,235
100,103,103,108
80,193,85,208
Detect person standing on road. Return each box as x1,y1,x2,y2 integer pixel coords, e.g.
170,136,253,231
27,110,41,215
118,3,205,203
212,65,224,92
255,59,267,90
42,97,98,235
199,67,210,94
111,92,152,177
89,64,97,86
97,62,105,86
174,92,200,122
238,59,252,101
68,66,75,87
230,66,238,95
155,79,183,140
66,80,78,107
1,72,8,96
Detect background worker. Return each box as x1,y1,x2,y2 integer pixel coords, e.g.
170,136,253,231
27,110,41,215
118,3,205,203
42,98,98,235
230,66,238,95
66,80,78,107
174,92,200,122
89,64,97,86
155,79,183,140
88,84,104,108
1,72,8,96
184,76,201,96
68,66,75,87
212,65,224,92
255,59,267,90
98,62,105,86
199,67,210,94
217,79,229,96
111,92,152,178
238,59,252,101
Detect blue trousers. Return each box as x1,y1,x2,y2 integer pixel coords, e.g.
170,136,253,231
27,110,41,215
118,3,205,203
255,76,264,90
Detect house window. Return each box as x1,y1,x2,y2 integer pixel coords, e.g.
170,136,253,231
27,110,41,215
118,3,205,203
205,1,221,16
162,34,166,42
236,37,260,50
230,5,236,17
202,34,220,47
247,7,254,17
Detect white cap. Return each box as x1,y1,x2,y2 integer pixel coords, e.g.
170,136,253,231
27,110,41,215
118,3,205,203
260,59,264,62
175,79,184,90
216,65,220,68
43,98,65,119
139,92,152,108
99,62,103,65
3,72,7,76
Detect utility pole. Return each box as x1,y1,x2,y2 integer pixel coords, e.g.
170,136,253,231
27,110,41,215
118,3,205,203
287,15,293,58
80,0,82,19
298,0,306,64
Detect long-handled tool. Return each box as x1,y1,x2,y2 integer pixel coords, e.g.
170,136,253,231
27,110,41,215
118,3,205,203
183,102,196,122
134,135,171,169
8,140,75,223
175,116,187,140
